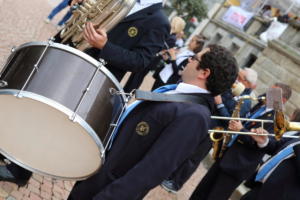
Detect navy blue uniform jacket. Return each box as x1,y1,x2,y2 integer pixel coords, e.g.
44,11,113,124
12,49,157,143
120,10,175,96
242,137,300,200
220,105,275,180
86,3,170,81
68,94,214,200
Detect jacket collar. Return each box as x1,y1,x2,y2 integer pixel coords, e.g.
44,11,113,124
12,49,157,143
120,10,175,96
122,3,162,22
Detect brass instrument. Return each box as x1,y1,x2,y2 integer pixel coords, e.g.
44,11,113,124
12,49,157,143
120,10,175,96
59,0,136,50
209,111,300,140
210,127,224,160
231,82,245,97
210,95,266,160
274,110,300,140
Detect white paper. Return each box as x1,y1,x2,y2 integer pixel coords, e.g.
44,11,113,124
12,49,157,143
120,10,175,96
159,63,173,83
222,6,254,30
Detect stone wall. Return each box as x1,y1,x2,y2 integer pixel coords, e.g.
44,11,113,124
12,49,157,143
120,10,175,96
251,40,300,115
193,5,267,68
193,4,300,116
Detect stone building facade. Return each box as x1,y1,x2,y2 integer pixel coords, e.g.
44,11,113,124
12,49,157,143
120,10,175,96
193,3,300,115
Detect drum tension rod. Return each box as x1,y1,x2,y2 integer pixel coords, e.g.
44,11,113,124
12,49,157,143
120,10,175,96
70,60,104,122
109,88,135,103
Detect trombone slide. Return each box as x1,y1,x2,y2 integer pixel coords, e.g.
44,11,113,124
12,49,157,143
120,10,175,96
208,130,300,139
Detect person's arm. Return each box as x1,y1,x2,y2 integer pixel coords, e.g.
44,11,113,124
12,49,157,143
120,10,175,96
215,95,231,117
241,127,288,154
84,20,169,73
100,28,168,72
168,48,178,71
92,107,210,200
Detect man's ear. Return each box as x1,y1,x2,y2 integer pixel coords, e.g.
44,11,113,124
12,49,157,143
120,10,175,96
197,68,210,80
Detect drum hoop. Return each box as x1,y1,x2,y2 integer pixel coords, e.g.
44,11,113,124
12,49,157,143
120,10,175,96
9,41,127,105
0,89,105,180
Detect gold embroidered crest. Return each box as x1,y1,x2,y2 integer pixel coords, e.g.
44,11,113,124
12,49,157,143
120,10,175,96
128,27,138,37
136,121,150,136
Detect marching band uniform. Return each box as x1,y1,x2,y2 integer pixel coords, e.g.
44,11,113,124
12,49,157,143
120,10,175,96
67,83,214,200
241,134,300,200
81,1,170,81
190,100,275,200
0,0,170,187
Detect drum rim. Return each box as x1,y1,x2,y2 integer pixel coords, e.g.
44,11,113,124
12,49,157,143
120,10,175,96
11,41,127,103
0,89,105,180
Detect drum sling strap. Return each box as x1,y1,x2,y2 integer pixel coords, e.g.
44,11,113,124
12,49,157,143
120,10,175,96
135,90,211,110
107,88,211,150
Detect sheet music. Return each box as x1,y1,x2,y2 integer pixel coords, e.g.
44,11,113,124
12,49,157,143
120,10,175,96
159,63,173,83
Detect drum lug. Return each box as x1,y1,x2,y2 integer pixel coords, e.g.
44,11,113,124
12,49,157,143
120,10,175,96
11,46,16,53
109,88,134,103
34,64,39,72
69,113,77,122
98,58,106,66
110,123,117,127
0,80,7,87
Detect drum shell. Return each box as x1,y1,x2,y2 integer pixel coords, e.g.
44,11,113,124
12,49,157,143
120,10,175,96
0,42,125,145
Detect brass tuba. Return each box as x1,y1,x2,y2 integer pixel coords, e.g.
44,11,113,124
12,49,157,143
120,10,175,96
59,0,136,50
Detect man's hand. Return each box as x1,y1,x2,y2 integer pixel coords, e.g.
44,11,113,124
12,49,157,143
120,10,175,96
167,48,177,61
228,120,243,131
214,95,223,105
250,127,269,146
83,22,108,49
71,0,84,6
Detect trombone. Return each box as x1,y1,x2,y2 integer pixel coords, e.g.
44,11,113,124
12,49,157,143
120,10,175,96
209,111,300,140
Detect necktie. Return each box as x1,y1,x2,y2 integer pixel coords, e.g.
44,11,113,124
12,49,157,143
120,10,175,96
107,84,177,149
255,141,300,182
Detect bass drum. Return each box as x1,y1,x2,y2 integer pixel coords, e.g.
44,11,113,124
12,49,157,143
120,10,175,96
0,42,126,180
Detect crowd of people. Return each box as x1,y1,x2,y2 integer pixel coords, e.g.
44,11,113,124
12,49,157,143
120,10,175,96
0,0,299,200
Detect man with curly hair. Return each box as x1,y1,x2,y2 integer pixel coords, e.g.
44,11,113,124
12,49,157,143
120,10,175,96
67,44,238,200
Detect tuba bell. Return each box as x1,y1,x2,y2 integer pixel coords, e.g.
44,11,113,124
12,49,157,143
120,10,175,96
59,0,136,50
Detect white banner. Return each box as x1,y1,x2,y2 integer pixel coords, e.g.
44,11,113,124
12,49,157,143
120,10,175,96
259,18,288,43
222,6,254,30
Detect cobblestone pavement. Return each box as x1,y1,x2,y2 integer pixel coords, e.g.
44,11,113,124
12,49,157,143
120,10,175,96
0,0,207,199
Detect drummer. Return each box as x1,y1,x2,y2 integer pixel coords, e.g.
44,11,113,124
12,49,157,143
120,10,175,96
67,44,238,200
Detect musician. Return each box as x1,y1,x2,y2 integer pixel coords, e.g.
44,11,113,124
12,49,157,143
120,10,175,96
68,0,170,82
151,35,207,91
160,68,256,193
216,68,258,118
123,16,186,92
66,45,238,200
241,126,300,200
190,82,292,200
123,30,178,93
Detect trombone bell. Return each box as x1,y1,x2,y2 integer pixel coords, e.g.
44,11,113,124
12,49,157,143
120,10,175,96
274,111,300,140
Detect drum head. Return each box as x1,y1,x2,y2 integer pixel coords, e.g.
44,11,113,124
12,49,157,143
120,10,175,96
0,92,102,180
